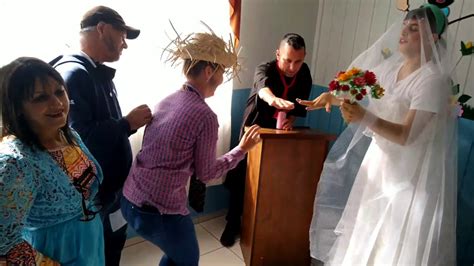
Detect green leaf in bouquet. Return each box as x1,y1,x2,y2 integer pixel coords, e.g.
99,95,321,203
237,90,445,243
458,94,472,104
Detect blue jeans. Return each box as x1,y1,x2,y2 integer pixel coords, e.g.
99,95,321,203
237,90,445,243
120,196,199,266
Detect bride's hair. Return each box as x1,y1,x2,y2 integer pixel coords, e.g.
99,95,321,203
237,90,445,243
405,5,447,36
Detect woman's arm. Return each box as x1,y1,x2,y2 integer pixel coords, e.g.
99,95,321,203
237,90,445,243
340,102,435,145
296,92,343,112
0,156,35,262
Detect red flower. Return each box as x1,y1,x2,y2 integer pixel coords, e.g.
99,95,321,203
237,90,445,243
328,80,340,91
353,77,366,87
364,71,377,85
329,68,383,103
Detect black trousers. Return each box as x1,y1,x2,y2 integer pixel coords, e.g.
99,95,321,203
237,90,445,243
98,190,128,266
224,156,247,227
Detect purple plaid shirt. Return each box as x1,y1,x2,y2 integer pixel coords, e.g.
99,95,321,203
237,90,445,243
123,84,245,215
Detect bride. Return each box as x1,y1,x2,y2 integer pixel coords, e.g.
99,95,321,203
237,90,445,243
298,4,457,265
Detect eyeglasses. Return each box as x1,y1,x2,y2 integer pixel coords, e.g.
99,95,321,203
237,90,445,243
73,165,101,222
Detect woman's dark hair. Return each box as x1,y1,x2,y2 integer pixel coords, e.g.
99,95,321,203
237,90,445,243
281,33,306,51
405,6,446,36
0,57,75,149
183,59,220,78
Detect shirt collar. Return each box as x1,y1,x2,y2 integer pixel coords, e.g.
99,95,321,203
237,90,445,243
79,51,97,68
184,82,204,99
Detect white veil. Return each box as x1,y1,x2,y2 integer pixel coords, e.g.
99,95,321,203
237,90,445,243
309,5,457,265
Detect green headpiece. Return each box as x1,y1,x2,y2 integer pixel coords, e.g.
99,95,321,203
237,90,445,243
421,3,447,35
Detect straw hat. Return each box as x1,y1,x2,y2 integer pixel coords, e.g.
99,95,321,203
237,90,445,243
162,21,241,80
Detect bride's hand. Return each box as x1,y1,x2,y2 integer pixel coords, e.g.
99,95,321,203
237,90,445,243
296,92,337,112
340,100,366,123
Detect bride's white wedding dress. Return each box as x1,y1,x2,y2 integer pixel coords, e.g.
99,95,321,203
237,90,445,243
326,61,456,265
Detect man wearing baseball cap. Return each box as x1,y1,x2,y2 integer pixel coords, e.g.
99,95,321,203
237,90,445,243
80,5,140,40
51,6,152,265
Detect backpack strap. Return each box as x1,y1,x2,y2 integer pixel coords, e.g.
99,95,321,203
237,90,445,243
50,54,95,72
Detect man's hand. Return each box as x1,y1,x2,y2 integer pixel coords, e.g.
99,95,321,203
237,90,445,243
281,115,296,130
297,92,340,112
125,104,152,131
239,124,261,152
258,87,294,110
269,96,295,110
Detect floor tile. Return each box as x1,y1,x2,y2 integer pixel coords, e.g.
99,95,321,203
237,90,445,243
192,210,227,224
195,224,222,255
229,240,244,261
199,247,245,266
120,241,163,266
200,215,227,239
121,215,246,265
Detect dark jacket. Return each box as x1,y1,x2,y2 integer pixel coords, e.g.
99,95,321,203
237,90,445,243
53,54,133,199
241,60,312,131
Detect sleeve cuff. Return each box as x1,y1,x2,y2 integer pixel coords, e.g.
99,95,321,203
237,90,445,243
119,118,135,136
229,146,246,160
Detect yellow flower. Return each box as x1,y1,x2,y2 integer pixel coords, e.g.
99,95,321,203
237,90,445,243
371,85,385,99
466,41,473,49
382,48,392,59
450,95,458,105
375,86,385,98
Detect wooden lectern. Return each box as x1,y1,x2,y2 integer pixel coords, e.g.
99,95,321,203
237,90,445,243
240,128,335,266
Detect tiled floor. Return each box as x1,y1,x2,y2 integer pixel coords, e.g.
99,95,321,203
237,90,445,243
120,215,245,266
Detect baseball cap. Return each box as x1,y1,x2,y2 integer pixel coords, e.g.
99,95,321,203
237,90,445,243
80,6,140,39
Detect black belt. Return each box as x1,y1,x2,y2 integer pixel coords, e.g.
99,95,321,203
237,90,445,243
137,204,161,214
124,196,161,214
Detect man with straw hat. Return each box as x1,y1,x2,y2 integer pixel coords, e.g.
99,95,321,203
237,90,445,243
121,24,261,265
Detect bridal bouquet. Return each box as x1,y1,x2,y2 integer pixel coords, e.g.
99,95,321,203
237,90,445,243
328,67,384,103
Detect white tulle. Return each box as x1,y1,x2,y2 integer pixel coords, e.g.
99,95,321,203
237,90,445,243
310,9,457,266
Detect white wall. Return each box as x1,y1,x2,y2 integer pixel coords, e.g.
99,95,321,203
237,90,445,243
234,0,319,89
0,0,234,160
237,0,474,104
312,0,474,104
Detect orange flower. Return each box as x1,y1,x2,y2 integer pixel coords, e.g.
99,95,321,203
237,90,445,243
338,73,350,81
347,67,360,76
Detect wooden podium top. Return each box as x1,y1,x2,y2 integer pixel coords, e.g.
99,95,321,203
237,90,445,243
248,127,337,141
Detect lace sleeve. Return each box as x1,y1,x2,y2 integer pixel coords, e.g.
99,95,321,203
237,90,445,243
0,155,36,257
